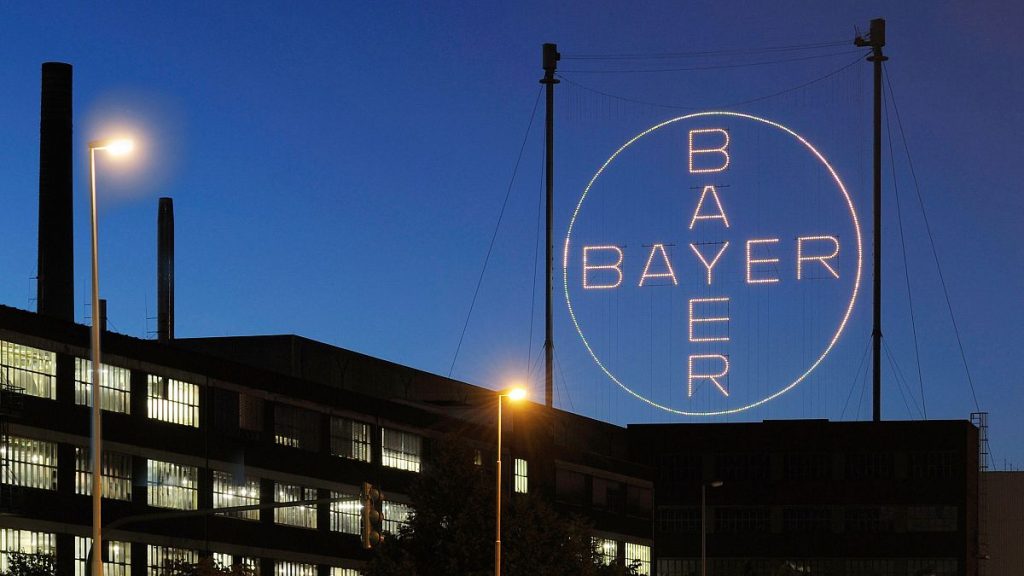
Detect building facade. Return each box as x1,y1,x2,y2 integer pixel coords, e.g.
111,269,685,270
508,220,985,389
631,420,979,576
0,305,653,575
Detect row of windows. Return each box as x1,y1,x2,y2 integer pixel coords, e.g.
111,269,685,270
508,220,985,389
1,339,200,426
1,341,425,473
2,530,362,576
658,450,959,484
657,556,958,576
1,437,413,534
656,505,959,534
268,409,421,474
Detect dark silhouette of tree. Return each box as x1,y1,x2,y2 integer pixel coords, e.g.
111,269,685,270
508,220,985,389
0,552,55,576
364,437,639,576
161,557,255,576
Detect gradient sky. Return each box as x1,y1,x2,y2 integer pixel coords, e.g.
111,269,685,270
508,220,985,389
1,1,1021,466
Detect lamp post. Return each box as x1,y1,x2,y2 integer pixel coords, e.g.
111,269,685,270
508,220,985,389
701,480,723,576
87,137,134,576
495,386,526,576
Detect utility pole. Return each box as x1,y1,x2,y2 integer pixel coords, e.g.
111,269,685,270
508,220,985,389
541,43,559,408
856,19,887,422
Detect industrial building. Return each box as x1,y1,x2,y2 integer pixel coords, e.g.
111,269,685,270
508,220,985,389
0,62,981,576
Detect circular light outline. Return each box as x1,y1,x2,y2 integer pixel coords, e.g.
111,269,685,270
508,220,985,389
563,111,863,416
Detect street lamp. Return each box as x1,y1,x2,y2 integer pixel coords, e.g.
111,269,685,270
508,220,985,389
495,386,526,576
701,480,723,576
87,137,134,576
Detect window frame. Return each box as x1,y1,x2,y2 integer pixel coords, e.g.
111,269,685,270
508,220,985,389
147,374,200,427
74,446,132,501
0,340,56,400
146,459,198,510
74,358,131,414
381,428,422,473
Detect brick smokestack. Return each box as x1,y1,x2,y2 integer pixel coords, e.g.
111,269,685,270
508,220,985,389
157,197,174,341
37,62,75,321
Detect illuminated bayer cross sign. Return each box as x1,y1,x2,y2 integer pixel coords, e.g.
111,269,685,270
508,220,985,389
563,112,862,416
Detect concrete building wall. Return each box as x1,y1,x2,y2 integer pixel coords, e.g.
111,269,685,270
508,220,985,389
983,471,1024,576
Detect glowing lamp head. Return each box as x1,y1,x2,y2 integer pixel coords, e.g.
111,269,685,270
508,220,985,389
90,138,135,156
506,387,527,402
106,139,134,156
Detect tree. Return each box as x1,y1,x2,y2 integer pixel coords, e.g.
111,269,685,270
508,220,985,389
161,557,256,576
364,437,639,576
0,552,55,576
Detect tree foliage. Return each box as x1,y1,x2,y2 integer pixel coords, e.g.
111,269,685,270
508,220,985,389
162,557,256,576
0,553,55,576
364,437,639,576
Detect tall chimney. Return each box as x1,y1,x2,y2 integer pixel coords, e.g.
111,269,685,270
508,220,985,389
37,62,74,321
157,197,174,341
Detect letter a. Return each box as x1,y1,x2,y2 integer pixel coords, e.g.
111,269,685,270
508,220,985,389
689,185,730,230
638,244,678,287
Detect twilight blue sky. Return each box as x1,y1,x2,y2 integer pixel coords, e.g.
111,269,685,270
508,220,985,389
1,1,1021,466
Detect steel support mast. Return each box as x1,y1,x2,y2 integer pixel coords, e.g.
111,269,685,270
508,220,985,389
856,19,887,422
541,43,559,408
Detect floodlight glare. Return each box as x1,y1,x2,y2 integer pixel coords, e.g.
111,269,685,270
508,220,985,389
106,139,134,156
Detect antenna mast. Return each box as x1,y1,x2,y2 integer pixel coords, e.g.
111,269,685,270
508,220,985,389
541,43,560,408
856,19,887,422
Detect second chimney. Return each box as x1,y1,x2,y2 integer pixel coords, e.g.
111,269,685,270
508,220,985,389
157,197,174,341
37,62,74,321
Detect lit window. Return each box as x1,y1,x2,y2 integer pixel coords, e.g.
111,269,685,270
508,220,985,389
213,470,260,520
275,561,316,576
329,491,362,535
75,358,131,413
147,459,197,510
242,557,261,575
382,500,412,534
74,537,130,576
593,537,618,566
212,554,260,575
330,568,361,576
274,405,320,451
0,340,56,399
514,458,528,494
212,553,232,570
1,436,57,490
147,375,199,427
381,429,421,472
0,529,55,572
330,417,371,462
74,447,132,501
624,543,651,575
147,545,197,574
274,483,317,529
